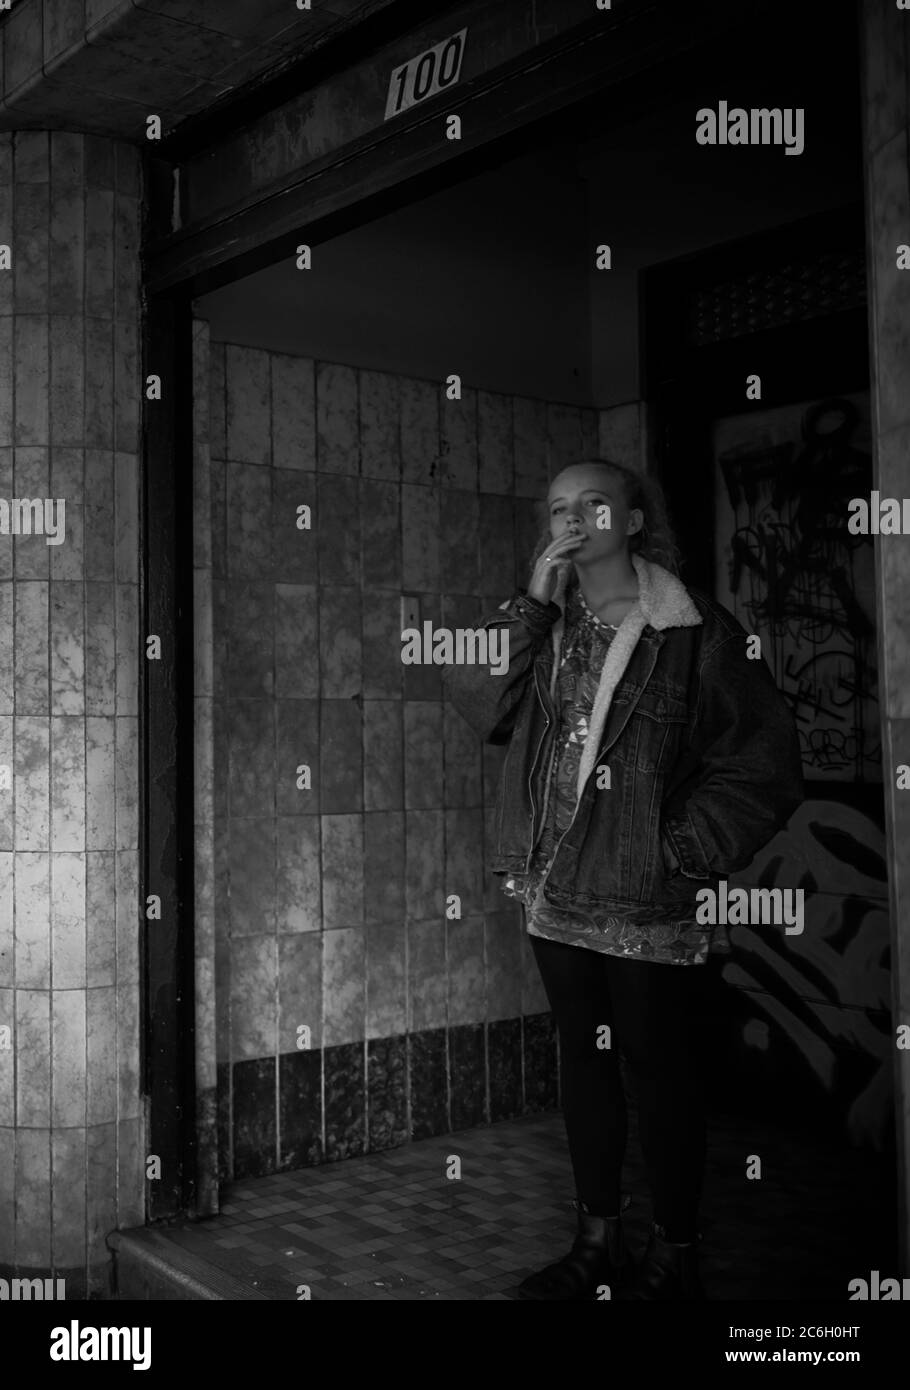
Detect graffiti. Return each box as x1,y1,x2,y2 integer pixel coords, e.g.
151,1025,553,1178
715,394,879,783
724,800,890,1149
798,727,868,775
714,395,888,1146
784,648,881,773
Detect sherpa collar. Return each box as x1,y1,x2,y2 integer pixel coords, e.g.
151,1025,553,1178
547,553,703,800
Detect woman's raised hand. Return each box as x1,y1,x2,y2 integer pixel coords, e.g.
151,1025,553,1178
527,531,584,605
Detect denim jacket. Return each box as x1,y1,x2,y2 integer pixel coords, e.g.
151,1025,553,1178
442,555,804,925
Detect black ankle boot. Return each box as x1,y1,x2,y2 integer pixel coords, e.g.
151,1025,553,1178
517,1200,632,1301
622,1222,705,1300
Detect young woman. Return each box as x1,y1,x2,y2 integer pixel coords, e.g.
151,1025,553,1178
442,457,804,1301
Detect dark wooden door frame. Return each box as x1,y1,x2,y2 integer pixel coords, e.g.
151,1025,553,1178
137,0,851,1219
136,0,775,1219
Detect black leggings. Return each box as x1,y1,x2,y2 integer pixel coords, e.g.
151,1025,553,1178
531,932,708,1242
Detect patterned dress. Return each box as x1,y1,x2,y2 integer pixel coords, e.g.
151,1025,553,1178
501,586,722,965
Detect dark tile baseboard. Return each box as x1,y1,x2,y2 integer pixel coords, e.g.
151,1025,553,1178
224,1013,558,1180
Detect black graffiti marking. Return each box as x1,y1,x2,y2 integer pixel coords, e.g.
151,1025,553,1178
718,396,878,781
786,681,835,723
730,527,872,639
784,649,877,713
797,725,881,771
807,824,888,883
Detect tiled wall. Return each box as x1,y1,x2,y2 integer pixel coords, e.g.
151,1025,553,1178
202,335,644,1181
199,327,896,1183
0,131,143,1292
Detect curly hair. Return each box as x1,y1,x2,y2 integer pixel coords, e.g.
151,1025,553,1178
528,457,682,590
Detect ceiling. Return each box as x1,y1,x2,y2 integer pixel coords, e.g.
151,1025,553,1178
0,0,420,140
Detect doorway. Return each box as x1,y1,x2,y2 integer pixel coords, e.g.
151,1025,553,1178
140,0,898,1292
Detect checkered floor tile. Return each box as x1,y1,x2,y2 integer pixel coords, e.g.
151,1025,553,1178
140,1109,894,1299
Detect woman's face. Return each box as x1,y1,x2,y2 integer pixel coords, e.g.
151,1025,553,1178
546,464,643,565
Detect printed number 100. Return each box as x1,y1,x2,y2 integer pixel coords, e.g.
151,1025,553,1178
385,30,467,120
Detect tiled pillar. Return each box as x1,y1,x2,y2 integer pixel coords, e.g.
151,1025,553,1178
0,131,143,1296
860,0,910,1271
